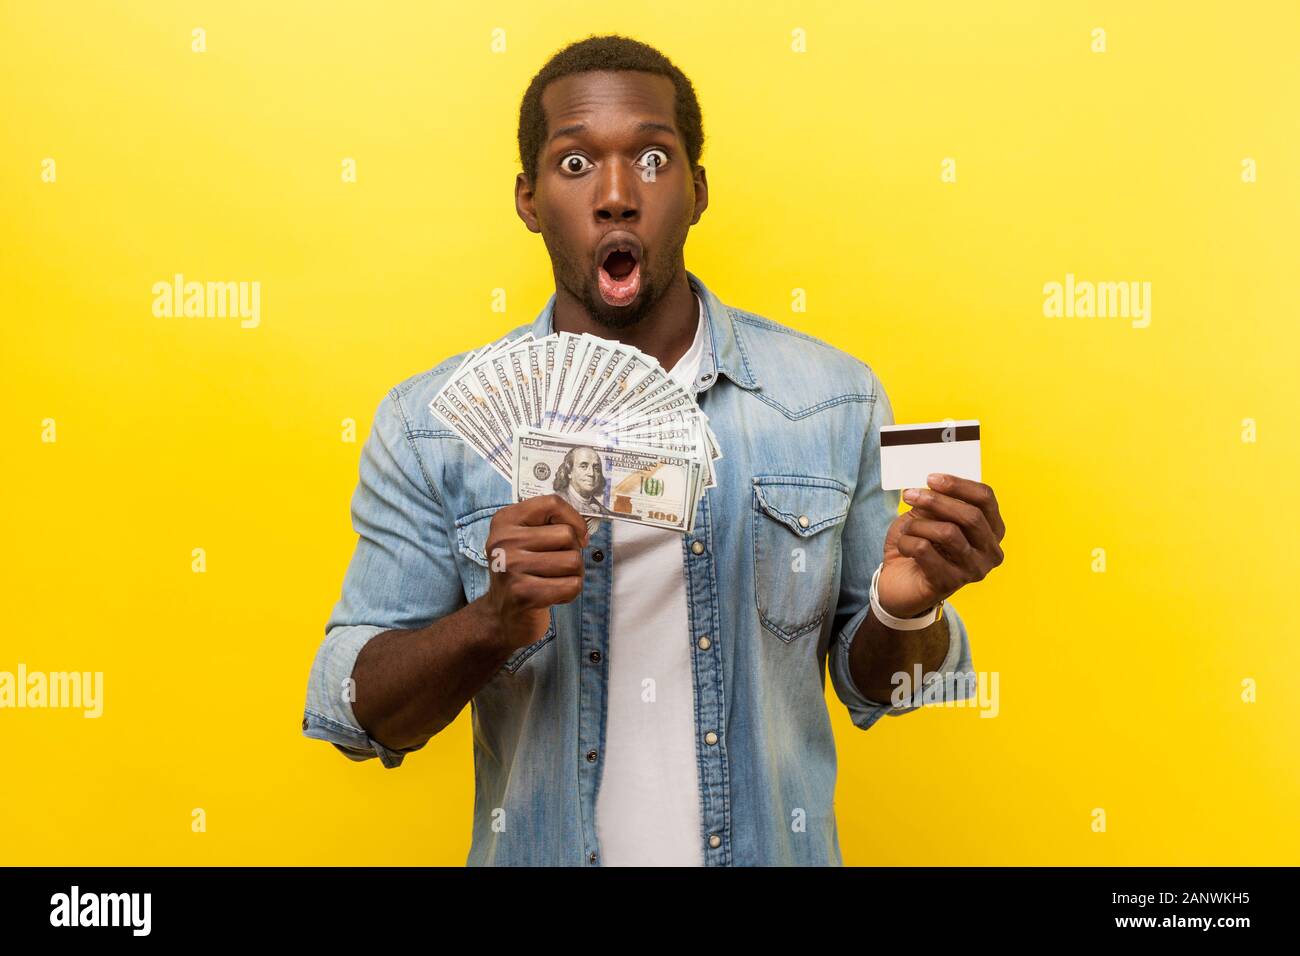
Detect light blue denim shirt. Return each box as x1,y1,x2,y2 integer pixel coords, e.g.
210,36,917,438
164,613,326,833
302,270,975,866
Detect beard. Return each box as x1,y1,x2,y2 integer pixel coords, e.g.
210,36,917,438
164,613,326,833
573,258,661,331
544,228,683,332
587,281,658,330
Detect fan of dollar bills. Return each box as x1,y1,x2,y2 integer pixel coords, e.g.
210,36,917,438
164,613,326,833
428,330,722,534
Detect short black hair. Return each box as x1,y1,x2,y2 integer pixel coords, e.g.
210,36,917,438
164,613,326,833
517,34,704,186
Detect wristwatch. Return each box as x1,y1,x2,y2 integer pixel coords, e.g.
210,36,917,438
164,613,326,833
870,563,942,630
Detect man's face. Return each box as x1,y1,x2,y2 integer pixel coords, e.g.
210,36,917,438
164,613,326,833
516,70,708,330
570,447,602,497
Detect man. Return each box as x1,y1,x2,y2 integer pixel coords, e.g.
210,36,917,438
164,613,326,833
302,34,1006,866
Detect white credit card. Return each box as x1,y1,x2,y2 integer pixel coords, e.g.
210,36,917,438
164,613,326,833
879,420,981,490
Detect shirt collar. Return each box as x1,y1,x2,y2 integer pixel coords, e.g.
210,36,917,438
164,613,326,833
524,269,760,395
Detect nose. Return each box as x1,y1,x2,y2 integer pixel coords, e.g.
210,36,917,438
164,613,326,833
594,159,639,223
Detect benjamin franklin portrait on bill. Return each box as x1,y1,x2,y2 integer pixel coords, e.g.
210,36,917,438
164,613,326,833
553,445,614,516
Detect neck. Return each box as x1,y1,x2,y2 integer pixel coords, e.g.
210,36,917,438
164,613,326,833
552,266,699,372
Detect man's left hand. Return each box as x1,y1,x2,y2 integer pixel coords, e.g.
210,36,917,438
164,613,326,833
876,474,1006,619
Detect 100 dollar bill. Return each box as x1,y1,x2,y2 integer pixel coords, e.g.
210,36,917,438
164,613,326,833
512,427,700,533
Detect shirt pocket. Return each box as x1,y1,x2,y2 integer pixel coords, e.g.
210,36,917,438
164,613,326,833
751,475,851,643
454,504,557,674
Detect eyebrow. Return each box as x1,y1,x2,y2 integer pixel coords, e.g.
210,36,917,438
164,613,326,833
548,120,677,144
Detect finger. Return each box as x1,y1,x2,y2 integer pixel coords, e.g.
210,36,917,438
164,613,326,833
515,493,590,545
895,534,963,595
903,514,976,569
496,547,584,578
523,574,584,606
504,522,585,552
925,474,1005,541
908,502,1004,570
903,485,998,554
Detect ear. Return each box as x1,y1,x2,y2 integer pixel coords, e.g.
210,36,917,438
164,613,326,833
516,171,541,233
689,165,709,226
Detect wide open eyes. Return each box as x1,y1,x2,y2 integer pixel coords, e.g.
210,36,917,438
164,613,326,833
558,147,670,176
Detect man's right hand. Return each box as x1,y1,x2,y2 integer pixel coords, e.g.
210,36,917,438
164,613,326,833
482,494,590,652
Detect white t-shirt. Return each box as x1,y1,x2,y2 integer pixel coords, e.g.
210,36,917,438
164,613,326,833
594,294,707,866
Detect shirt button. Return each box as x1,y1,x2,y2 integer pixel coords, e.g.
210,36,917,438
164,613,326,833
708,835,721,849
589,650,601,663
589,851,597,864
704,731,718,746
301,717,309,730
798,515,810,528
592,549,604,562
586,750,598,762
697,635,711,650
691,540,705,555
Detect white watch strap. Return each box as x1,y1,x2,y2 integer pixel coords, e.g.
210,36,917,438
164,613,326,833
870,562,939,630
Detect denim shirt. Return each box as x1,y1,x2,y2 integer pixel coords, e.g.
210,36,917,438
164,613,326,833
302,270,975,866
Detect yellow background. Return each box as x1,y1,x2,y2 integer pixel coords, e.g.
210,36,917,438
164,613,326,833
3,1,1297,865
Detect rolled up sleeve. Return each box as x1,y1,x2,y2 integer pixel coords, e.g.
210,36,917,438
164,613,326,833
831,599,975,731
828,364,976,732
303,625,412,768
302,384,466,768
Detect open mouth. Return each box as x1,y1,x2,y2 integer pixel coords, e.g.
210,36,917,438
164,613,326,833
596,237,642,307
